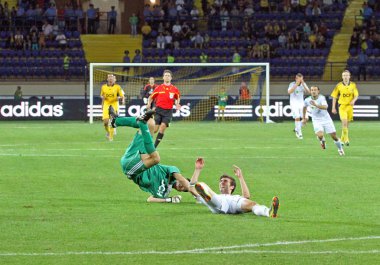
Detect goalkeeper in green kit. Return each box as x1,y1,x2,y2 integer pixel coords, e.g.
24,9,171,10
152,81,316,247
109,106,199,203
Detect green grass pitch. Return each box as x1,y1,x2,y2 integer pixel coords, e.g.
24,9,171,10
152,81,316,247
0,121,379,265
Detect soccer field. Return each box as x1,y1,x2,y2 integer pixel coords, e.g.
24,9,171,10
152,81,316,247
1,121,379,265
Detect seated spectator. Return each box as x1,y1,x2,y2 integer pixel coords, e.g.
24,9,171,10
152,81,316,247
168,4,177,21
260,0,270,12
349,31,359,50
273,22,281,37
31,32,39,50
309,31,317,49
291,0,300,12
250,42,261,58
152,4,164,20
367,17,377,34
39,32,46,50
191,32,204,49
203,33,210,49
7,32,15,49
56,31,67,49
319,22,327,37
264,23,274,39
158,22,164,34
178,6,189,21
172,20,182,35
143,4,152,21
260,40,270,58
164,32,173,49
24,35,31,50
43,2,57,24
190,6,200,20
361,2,373,23
156,33,165,49
14,30,24,50
244,4,254,17
299,0,308,12
303,22,311,36
220,6,229,31
300,33,309,49
141,22,152,38
294,31,301,49
311,3,322,18
284,2,291,13
316,32,326,48
30,24,39,35
230,6,240,29
278,32,287,48
181,22,191,40
287,32,295,49
242,21,251,38
42,20,53,39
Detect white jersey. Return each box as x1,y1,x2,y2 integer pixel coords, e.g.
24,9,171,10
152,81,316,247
199,194,246,214
288,81,307,106
304,95,332,122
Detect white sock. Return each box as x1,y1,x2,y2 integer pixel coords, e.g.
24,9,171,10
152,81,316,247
334,140,342,150
297,121,302,134
252,205,270,217
294,121,298,132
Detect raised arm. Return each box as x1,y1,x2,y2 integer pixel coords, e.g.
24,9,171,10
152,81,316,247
301,80,311,94
190,157,204,185
188,157,204,196
233,165,250,199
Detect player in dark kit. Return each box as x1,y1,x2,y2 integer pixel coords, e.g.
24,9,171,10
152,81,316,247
147,69,180,148
141,77,157,106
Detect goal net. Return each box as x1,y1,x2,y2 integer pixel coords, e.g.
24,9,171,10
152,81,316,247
88,63,270,123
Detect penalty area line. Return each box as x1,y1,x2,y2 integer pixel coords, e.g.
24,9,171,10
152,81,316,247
1,236,379,257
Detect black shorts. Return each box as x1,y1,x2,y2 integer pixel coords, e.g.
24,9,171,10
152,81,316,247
154,107,173,126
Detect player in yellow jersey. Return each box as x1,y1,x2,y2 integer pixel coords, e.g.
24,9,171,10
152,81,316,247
100,74,125,141
331,70,359,146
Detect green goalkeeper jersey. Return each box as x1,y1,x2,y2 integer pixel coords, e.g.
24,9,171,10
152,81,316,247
131,164,180,198
218,92,228,106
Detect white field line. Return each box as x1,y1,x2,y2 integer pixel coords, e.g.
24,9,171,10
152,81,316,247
0,153,372,160
1,145,380,150
0,236,379,257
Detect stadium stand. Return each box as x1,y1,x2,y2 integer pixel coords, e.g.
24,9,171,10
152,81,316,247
346,1,380,79
0,0,86,79
141,0,348,78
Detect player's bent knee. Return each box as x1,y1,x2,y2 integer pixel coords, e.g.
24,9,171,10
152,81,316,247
151,152,160,164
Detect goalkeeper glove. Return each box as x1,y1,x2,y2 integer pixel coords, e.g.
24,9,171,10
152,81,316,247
166,195,182,203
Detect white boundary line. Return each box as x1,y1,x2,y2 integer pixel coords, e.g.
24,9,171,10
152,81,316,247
0,153,371,160
1,236,379,257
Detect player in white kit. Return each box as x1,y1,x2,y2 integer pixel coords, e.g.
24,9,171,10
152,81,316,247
288,73,310,139
302,86,345,156
189,158,279,218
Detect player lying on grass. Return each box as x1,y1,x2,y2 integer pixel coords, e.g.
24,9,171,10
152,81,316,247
190,158,279,218
302,86,345,156
109,106,198,203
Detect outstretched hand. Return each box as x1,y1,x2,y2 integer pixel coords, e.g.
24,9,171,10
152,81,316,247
233,165,243,179
195,157,204,170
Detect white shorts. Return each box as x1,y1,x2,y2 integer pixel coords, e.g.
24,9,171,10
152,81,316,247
291,104,303,119
312,119,336,134
204,194,245,214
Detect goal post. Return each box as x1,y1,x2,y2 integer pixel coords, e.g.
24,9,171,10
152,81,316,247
88,63,271,124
